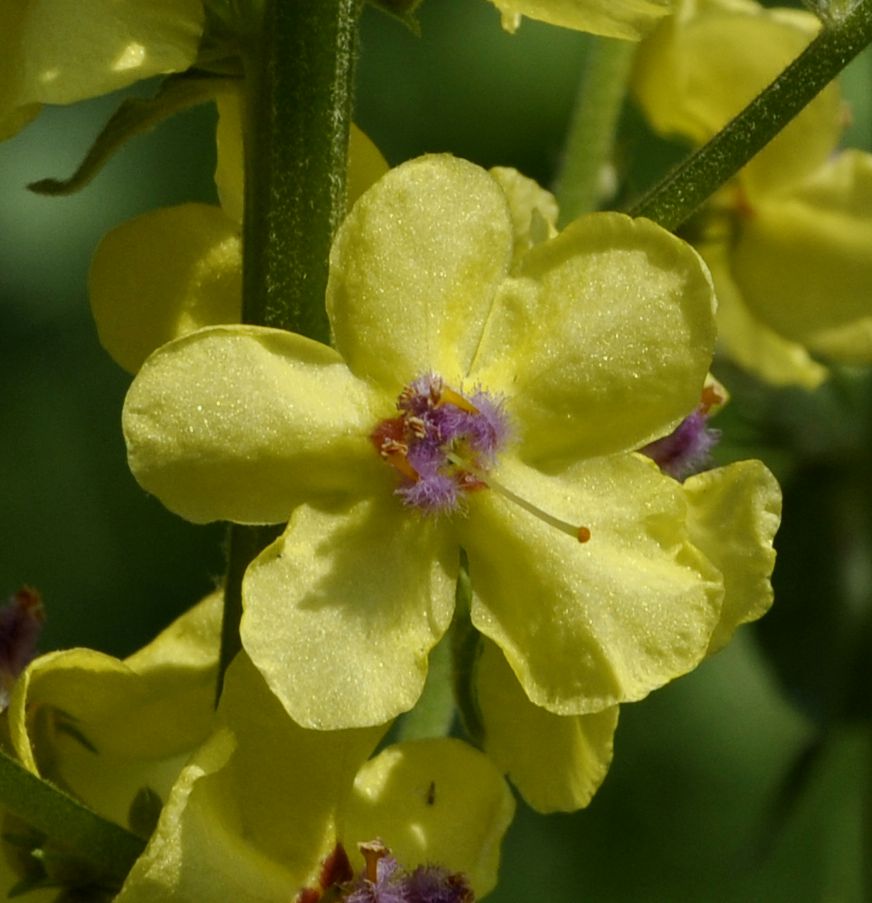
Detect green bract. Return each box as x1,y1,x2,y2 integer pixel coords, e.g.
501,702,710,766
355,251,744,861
89,88,388,373
116,654,514,902
0,0,204,140
633,0,872,387
122,154,778,734
487,0,677,40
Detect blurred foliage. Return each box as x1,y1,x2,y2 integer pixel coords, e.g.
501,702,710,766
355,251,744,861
1,0,871,899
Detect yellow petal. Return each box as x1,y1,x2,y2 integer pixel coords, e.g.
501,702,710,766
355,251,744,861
347,124,390,209
327,154,514,393
489,165,559,271
1,0,203,137
733,150,872,363
683,461,781,655
345,737,515,897
461,453,723,715
214,89,245,225
477,639,619,813
488,0,675,40
471,213,716,462
123,325,384,525
89,203,241,373
242,496,458,729
699,241,829,388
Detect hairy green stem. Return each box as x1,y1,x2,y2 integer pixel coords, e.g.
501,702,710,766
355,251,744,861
630,0,872,230
218,0,363,698
0,749,145,884
553,37,636,223
241,0,362,336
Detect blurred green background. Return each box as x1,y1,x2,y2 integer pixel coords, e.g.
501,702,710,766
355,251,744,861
1,0,870,900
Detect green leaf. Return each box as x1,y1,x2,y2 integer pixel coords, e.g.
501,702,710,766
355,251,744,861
0,748,144,885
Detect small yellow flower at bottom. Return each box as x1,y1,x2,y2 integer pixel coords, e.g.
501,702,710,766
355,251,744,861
115,654,514,903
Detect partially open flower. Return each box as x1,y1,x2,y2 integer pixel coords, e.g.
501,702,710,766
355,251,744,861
0,587,45,712
633,0,872,387
0,0,204,140
486,0,677,40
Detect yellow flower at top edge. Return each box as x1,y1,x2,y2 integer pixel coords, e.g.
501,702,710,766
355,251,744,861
0,0,204,140
486,0,677,40
123,154,780,737
632,0,872,388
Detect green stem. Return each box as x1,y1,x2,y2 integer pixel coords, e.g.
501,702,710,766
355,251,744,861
629,0,872,230
451,551,485,747
396,632,455,741
241,0,362,336
553,37,636,224
0,748,144,884
218,0,364,698
216,524,281,702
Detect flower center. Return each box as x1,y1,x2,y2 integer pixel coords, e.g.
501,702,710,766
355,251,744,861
371,374,591,543
371,373,509,514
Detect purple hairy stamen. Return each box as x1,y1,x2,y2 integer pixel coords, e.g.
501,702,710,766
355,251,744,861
371,374,510,514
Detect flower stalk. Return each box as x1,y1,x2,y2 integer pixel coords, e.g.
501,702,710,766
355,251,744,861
553,36,636,223
219,0,364,697
629,0,872,230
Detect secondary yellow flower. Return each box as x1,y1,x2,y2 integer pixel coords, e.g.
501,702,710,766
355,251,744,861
89,88,388,373
633,0,872,388
0,594,219,897
116,654,514,902
123,153,775,734
487,0,677,40
0,0,204,140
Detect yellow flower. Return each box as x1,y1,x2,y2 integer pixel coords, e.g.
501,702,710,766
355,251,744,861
123,154,780,736
487,0,677,40
89,87,388,373
0,0,204,140
115,654,514,902
632,0,872,388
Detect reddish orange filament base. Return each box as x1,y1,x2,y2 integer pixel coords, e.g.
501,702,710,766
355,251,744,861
359,840,389,884
577,526,591,543
700,384,723,414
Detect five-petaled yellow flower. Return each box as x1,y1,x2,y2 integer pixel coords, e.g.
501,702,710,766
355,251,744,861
123,154,779,734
